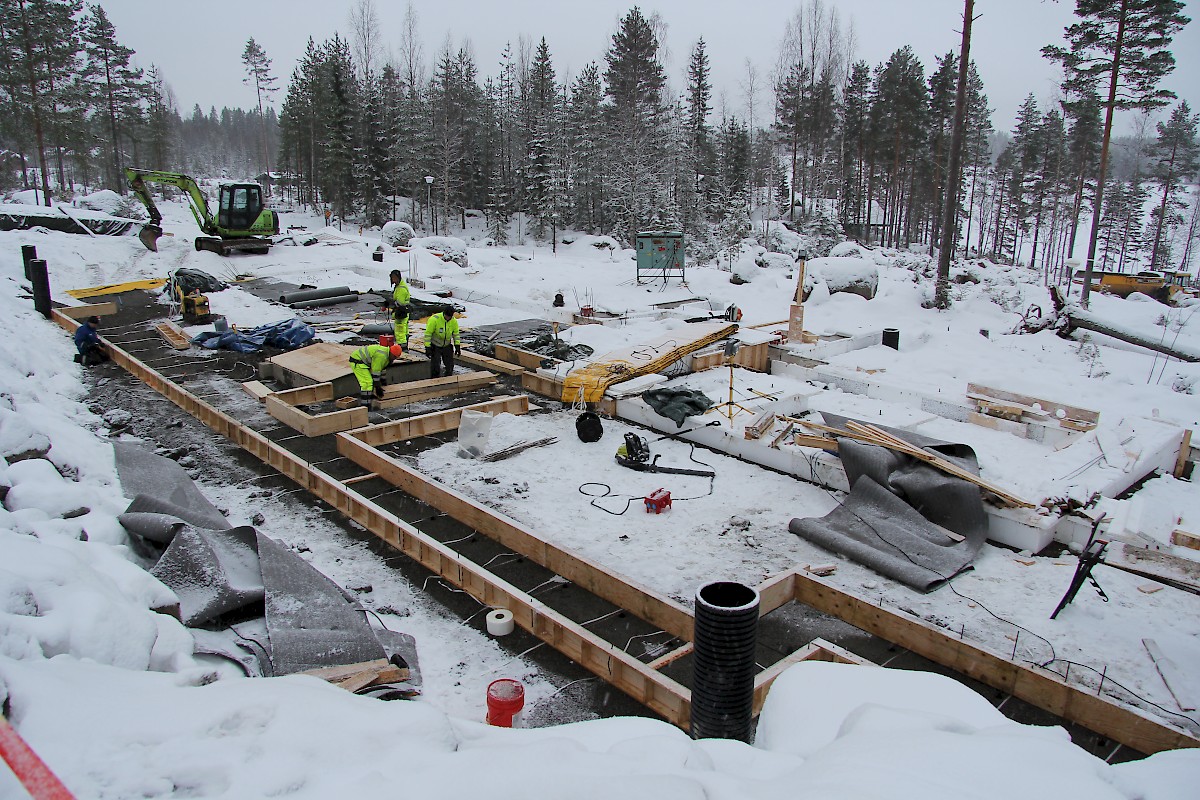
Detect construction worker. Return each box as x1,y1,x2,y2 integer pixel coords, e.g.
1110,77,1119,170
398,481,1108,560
386,269,411,346
424,305,461,379
73,316,108,366
349,342,403,406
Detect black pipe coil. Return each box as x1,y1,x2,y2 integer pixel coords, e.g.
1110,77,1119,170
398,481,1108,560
690,581,759,743
278,286,353,304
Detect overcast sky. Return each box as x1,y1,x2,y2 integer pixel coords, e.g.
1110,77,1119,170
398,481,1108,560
99,0,1197,135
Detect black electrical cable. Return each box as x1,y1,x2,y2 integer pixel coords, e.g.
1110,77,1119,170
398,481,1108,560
578,442,717,515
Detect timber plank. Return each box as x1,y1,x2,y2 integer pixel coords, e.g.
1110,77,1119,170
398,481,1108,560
59,302,118,319
966,382,1099,427
521,371,564,399
376,371,497,409
351,396,530,447
241,381,272,402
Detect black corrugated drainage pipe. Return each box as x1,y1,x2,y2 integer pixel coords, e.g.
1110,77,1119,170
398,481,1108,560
288,294,359,309
690,580,759,742
278,286,353,304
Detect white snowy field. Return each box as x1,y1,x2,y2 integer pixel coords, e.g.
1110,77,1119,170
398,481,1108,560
1,197,1198,797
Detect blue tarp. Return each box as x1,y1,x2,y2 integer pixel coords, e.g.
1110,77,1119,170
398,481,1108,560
191,318,315,353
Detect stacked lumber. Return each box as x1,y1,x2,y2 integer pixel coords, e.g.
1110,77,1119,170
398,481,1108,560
966,383,1099,432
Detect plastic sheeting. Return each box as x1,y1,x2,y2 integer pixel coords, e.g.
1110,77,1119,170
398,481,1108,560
789,415,988,592
191,318,315,353
113,443,412,679
641,388,715,428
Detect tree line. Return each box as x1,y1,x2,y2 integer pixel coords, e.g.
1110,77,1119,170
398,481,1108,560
2,0,1195,283
0,0,276,201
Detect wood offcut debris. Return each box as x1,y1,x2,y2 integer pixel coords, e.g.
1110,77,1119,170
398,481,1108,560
154,320,192,350
299,657,410,693
479,437,557,462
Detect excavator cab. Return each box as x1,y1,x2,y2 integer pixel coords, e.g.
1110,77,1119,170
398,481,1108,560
218,184,264,232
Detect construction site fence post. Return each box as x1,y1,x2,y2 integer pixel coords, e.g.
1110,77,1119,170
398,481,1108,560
21,244,37,280
30,258,51,319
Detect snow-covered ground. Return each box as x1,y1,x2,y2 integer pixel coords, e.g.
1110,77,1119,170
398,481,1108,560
1,197,1198,797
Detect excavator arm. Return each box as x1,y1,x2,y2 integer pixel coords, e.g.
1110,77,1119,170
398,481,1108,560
124,168,217,251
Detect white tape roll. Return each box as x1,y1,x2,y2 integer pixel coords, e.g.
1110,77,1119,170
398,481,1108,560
486,609,515,636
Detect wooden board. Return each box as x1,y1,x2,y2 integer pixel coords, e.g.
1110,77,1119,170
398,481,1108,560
691,340,771,373
1170,529,1200,551
272,382,334,406
966,382,1099,428
337,431,696,642
967,410,1029,438
376,371,497,409
409,342,526,376
351,396,530,447
266,342,359,384
1143,639,1199,712
751,639,868,716
241,381,272,402
265,393,368,437
787,569,1200,754
154,320,192,350
494,343,557,371
521,371,564,399
1106,543,1200,593
1176,429,1193,478
59,302,118,319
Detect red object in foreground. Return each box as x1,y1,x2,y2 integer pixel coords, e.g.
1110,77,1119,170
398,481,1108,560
378,334,395,347
486,679,525,727
0,717,75,800
644,488,672,514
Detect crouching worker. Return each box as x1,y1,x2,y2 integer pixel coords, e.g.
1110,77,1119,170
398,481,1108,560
425,305,461,379
74,316,109,366
349,342,403,407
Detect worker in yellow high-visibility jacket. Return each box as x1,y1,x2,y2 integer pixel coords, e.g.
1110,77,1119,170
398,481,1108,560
424,305,460,379
386,269,411,346
349,342,403,406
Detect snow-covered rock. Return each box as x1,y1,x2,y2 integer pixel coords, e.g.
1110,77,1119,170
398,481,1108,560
755,251,794,270
77,190,123,215
381,221,416,247
803,256,879,300
829,241,869,259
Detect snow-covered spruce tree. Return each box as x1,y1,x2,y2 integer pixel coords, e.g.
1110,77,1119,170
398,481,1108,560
524,38,557,239
566,63,604,234
79,3,148,191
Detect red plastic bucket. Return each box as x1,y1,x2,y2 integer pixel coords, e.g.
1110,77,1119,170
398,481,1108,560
378,334,395,347
486,678,525,727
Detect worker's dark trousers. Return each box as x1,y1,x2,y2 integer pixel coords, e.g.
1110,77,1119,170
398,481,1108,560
429,344,454,378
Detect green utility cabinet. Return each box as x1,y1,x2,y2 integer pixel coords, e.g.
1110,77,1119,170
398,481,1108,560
636,230,685,284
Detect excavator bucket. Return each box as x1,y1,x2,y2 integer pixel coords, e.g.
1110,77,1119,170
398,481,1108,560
137,224,163,252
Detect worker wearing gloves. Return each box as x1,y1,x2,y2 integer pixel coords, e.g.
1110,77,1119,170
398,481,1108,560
73,316,109,366
386,269,411,346
349,342,403,406
424,305,461,379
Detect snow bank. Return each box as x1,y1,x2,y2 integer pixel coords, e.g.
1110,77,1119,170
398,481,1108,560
410,235,468,267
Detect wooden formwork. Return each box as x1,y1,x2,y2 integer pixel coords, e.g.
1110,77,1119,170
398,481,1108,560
53,308,693,725
264,382,368,437
53,308,1200,752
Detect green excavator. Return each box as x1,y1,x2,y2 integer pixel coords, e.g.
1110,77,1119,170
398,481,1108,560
124,167,279,255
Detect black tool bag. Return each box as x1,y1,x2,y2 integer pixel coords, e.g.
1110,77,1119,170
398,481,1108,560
576,411,603,443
